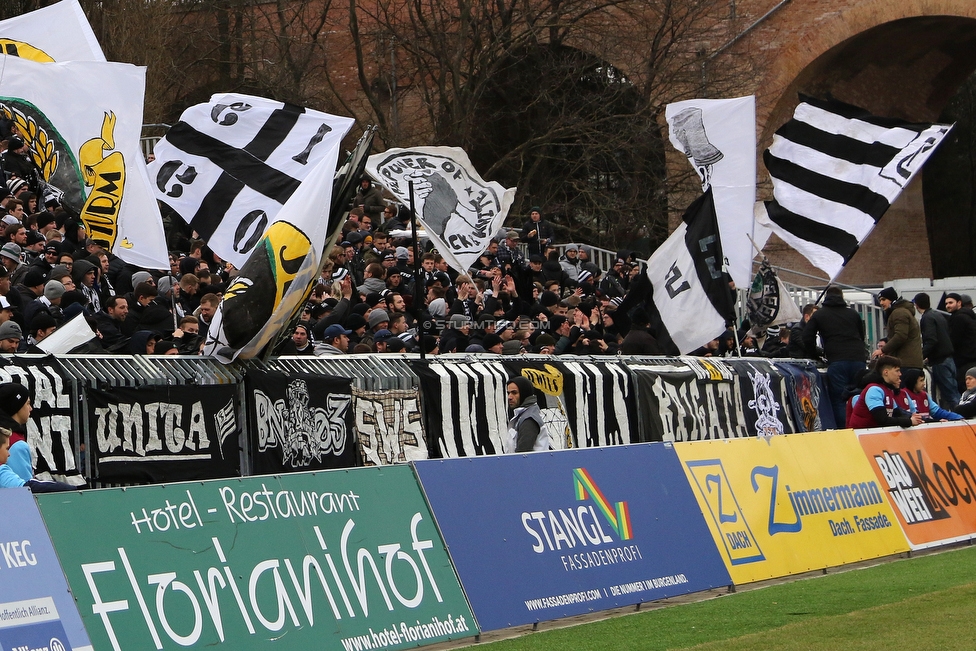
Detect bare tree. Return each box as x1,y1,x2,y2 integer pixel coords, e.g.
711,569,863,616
333,0,755,252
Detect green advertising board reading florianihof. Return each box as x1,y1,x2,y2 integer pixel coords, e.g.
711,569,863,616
36,466,477,651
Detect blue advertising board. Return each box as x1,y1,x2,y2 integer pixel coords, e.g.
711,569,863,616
0,489,91,651
413,443,732,631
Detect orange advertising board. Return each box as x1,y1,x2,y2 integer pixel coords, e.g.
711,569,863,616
857,422,976,550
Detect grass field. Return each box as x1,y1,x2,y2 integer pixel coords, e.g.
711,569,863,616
477,545,976,651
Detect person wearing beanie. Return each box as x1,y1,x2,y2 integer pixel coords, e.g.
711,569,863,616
534,333,556,354
953,367,976,418
801,285,868,425
482,332,504,354
559,244,581,283
0,321,21,354
16,267,46,306
1,136,39,195
875,287,923,371
506,376,549,452
521,206,554,256
0,382,32,445
944,292,976,392
360,308,389,349
131,270,154,288
23,279,64,331
30,240,60,277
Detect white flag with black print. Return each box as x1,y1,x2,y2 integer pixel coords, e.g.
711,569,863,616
0,55,169,269
148,93,354,268
758,95,952,280
666,96,756,288
627,188,735,355
0,0,104,62
365,147,516,272
203,133,347,363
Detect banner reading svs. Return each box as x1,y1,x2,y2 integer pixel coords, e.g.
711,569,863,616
36,466,476,651
858,423,976,550
675,430,908,585
413,444,731,631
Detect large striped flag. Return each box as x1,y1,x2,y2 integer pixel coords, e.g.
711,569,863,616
202,116,353,363
757,95,951,280
148,94,355,268
621,188,735,355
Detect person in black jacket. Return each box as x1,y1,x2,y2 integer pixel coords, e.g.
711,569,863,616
521,207,554,257
945,292,976,392
1,137,39,195
913,292,959,406
803,286,867,427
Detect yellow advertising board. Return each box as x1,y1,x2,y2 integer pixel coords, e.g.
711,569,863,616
675,430,909,585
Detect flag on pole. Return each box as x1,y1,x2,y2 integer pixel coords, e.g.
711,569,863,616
0,56,169,268
0,0,104,62
666,96,756,288
203,121,351,363
622,189,735,355
148,94,354,268
758,95,952,280
747,259,803,327
263,126,376,359
365,146,515,272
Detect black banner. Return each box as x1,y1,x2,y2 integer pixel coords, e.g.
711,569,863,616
726,359,797,437
246,369,356,474
0,356,80,484
774,360,835,431
630,359,747,442
89,384,241,483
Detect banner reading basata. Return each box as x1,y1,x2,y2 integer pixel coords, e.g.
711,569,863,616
36,466,476,651
413,444,731,631
0,489,92,651
675,430,909,585
858,422,976,550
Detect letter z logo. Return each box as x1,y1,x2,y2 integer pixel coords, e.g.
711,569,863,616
685,459,764,565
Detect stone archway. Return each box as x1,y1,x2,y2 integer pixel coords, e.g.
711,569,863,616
720,1,976,284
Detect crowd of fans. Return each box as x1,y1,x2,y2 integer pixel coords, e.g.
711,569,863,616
4,122,976,435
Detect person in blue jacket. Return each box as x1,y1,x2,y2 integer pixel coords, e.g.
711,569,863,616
898,368,963,422
0,429,78,492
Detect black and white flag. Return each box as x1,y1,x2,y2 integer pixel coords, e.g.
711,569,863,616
625,188,735,355
666,96,756,288
149,94,354,267
747,259,802,327
757,95,951,280
366,147,515,272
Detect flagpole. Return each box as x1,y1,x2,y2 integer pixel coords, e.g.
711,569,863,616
410,180,425,360
747,233,832,306
169,273,178,331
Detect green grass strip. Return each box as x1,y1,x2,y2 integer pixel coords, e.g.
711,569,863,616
685,582,976,651
479,546,976,651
